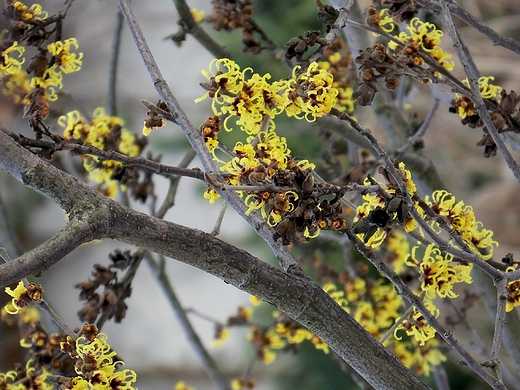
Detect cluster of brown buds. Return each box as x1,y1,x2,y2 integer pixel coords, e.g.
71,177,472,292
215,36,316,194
380,0,418,22
142,100,169,134
285,30,324,61
21,322,74,374
273,186,347,246
450,89,520,157
200,115,222,144
206,0,261,54
353,43,401,105
74,250,135,323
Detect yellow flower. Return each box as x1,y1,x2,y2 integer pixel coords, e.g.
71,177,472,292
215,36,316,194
506,274,520,312
387,17,453,70
377,9,395,33
58,108,142,198
391,338,446,377
211,327,230,348
0,41,25,75
395,301,438,346
203,188,220,204
72,333,137,389
190,8,205,23
284,62,338,122
462,76,502,99
0,369,19,388
13,1,48,20
47,38,83,74
429,190,498,259
410,244,473,298
4,281,27,314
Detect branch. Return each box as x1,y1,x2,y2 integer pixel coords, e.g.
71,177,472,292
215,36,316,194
440,1,520,183
146,253,230,390
170,0,232,59
0,129,430,390
417,0,520,56
342,225,506,389
107,10,124,116
117,0,304,275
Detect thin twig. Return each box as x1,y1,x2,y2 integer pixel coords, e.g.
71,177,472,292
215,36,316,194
0,196,23,257
490,277,508,382
4,130,205,181
117,0,306,275
432,363,451,390
145,252,230,390
417,0,520,56
343,225,506,390
306,0,355,64
107,10,124,116
396,98,440,155
156,149,197,219
440,0,520,183
39,300,77,339
210,201,228,236
379,303,415,345
170,0,232,59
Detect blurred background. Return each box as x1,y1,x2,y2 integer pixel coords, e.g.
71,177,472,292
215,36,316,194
0,0,520,389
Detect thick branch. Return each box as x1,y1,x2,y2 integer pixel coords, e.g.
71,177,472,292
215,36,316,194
0,126,429,390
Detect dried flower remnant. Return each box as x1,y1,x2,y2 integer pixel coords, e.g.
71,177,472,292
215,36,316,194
366,7,395,34
247,326,285,364
75,251,134,323
206,0,261,54
352,162,416,248
142,100,169,136
448,77,517,157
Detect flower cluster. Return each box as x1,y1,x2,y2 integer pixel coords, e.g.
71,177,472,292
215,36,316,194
195,58,338,135
395,300,439,346
391,338,446,377
0,359,53,390
324,280,403,338
59,108,145,198
353,9,454,105
426,190,498,260
209,294,330,386
10,1,47,21
205,0,262,54
449,78,520,157
387,17,454,71
0,1,83,117
321,274,445,376
61,326,137,389
196,59,346,244
406,244,473,298
451,76,502,120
